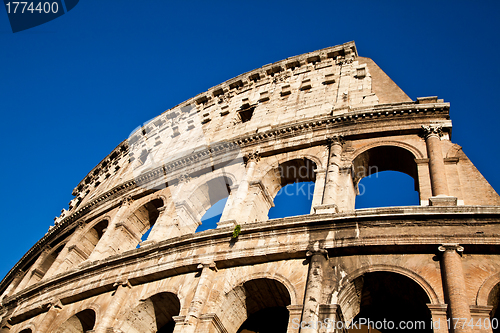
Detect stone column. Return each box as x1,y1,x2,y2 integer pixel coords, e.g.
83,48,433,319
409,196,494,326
422,125,456,206
37,299,63,333
315,136,343,214
13,246,52,293
428,304,449,333
223,152,259,224
300,249,328,333
287,305,303,333
179,263,218,333
439,244,472,333
94,280,132,333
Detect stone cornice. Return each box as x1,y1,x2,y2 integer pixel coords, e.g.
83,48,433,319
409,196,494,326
3,206,500,318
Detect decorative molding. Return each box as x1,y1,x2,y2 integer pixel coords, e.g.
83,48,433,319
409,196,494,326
438,243,464,253
421,124,443,139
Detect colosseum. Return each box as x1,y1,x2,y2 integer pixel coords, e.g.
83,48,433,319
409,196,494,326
1,41,499,333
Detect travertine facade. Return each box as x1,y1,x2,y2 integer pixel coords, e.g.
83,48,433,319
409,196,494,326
1,41,499,333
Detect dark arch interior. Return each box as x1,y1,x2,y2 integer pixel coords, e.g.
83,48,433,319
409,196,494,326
277,158,316,186
150,292,181,333
75,309,96,332
19,329,32,333
352,146,417,186
92,219,108,239
237,278,291,333
488,283,500,333
350,272,431,332
54,309,96,333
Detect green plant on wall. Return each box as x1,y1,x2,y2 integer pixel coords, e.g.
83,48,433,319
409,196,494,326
232,224,241,239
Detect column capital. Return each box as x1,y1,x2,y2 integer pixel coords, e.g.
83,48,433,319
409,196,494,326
244,151,260,165
438,243,464,253
120,195,134,207
421,125,443,139
306,248,329,259
113,279,132,289
44,298,63,311
327,135,344,146
197,262,218,272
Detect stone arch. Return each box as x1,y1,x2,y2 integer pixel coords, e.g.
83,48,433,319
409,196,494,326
351,144,421,209
109,197,165,252
351,140,425,161
172,173,236,233
186,175,233,221
51,308,96,333
336,265,439,325
79,218,109,258
352,144,420,185
12,323,35,333
477,271,500,306
216,277,292,333
230,271,298,305
115,291,181,333
260,157,317,200
446,143,463,158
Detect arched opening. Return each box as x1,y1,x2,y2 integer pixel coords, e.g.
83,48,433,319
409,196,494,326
54,309,96,333
83,219,108,255
345,272,432,332
218,278,291,333
355,171,419,209
267,158,316,219
353,146,419,209
117,292,180,333
193,176,232,232
488,282,500,333
117,198,163,250
18,329,32,333
196,197,228,232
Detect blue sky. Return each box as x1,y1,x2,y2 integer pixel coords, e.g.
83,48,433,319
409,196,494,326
1,1,499,280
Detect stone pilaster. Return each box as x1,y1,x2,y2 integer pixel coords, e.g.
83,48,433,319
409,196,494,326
14,246,52,293
37,299,63,333
94,280,132,333
88,197,133,261
438,244,472,333
427,304,449,333
300,249,328,333
422,125,456,206
287,305,303,333
140,205,171,244
45,222,87,277
223,152,259,224
179,262,218,333
470,305,494,333
310,169,326,214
